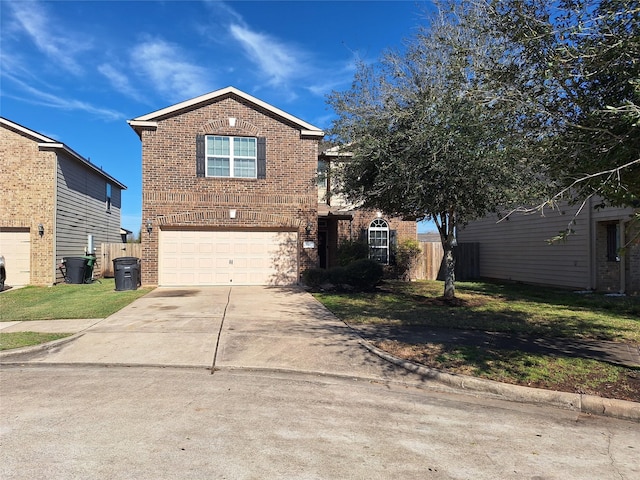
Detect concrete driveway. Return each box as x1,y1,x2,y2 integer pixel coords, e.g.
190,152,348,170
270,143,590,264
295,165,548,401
16,286,398,379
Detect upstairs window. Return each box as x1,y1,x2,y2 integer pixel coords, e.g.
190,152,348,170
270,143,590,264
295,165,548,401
369,218,389,264
106,183,112,213
206,135,257,178
317,160,328,203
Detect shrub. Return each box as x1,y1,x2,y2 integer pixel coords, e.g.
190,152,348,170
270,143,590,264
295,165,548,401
302,259,383,292
345,258,384,291
302,268,328,289
336,240,369,266
393,239,422,281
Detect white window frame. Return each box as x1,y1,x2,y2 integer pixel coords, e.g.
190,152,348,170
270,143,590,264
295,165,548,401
205,135,257,178
368,218,389,264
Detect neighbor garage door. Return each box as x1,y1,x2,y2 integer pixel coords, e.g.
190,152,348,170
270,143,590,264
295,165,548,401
0,229,31,286
159,230,298,286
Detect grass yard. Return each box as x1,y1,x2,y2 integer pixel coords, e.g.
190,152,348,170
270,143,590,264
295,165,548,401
316,280,640,342
0,332,73,351
315,280,640,402
0,279,153,322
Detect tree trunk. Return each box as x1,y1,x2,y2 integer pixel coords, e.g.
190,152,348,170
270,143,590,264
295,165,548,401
443,243,456,299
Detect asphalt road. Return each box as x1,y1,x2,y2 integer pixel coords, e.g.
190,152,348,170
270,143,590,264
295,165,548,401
1,365,638,480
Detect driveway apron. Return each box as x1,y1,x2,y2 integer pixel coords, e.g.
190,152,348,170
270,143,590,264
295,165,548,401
21,286,395,379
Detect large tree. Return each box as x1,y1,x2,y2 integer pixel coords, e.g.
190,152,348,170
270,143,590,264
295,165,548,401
488,0,640,213
328,1,549,299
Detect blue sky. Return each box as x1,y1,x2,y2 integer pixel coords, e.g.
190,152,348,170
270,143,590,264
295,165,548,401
1,0,435,234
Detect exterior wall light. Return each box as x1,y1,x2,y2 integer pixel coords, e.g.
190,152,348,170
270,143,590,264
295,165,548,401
146,220,153,235
229,209,237,219
38,223,44,237
305,222,313,236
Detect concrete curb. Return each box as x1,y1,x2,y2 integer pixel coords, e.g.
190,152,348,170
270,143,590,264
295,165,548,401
360,340,640,422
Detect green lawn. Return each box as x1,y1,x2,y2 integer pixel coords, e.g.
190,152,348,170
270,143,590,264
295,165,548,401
316,280,640,343
0,279,153,321
0,332,73,351
315,280,640,401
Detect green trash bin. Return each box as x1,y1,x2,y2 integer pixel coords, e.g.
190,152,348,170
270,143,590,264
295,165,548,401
83,255,96,283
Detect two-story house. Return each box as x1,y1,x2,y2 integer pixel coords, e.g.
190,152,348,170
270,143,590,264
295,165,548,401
129,87,417,286
128,87,323,286
0,117,126,286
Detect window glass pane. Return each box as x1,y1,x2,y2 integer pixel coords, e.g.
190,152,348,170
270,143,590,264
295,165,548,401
233,137,256,157
233,158,256,178
207,158,230,177
208,136,229,156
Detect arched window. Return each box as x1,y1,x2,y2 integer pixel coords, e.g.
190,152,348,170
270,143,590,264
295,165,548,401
368,218,389,264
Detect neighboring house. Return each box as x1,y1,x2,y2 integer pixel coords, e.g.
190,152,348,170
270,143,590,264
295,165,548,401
457,201,639,295
317,146,417,269
128,87,417,286
0,117,126,286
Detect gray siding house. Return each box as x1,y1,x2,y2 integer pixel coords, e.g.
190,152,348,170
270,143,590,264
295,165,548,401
458,200,639,295
0,117,126,286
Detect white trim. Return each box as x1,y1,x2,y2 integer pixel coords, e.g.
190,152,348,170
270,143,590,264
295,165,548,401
1,117,57,143
126,120,158,130
129,86,324,135
301,129,325,138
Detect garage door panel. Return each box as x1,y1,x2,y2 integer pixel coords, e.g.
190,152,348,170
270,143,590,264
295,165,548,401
0,230,31,286
159,230,298,286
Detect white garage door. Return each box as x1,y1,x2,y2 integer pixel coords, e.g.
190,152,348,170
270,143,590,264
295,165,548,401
0,230,31,286
159,230,298,286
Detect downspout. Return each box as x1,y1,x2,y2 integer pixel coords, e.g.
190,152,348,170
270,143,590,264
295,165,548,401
52,156,58,284
619,218,626,294
587,196,594,290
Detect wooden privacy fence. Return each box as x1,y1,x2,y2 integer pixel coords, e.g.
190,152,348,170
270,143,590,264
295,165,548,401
101,243,142,277
417,242,480,281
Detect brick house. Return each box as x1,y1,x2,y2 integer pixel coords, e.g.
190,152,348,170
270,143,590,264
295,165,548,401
0,117,126,286
128,87,417,286
458,202,639,295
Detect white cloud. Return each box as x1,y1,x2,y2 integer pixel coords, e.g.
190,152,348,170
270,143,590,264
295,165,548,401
131,39,212,101
98,64,146,103
6,1,89,75
2,72,123,121
229,24,303,87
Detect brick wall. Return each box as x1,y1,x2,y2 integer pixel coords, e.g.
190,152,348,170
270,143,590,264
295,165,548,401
342,209,417,244
139,95,319,285
0,126,56,285
625,218,639,295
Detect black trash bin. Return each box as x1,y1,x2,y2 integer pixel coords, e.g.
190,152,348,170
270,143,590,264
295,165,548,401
113,257,140,291
64,257,89,284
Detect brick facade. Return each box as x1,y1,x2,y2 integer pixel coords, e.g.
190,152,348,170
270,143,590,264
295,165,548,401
134,92,321,285
0,126,56,285
595,218,640,295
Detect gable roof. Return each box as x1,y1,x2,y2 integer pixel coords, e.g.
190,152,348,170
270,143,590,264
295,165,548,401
127,86,324,138
0,117,126,189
